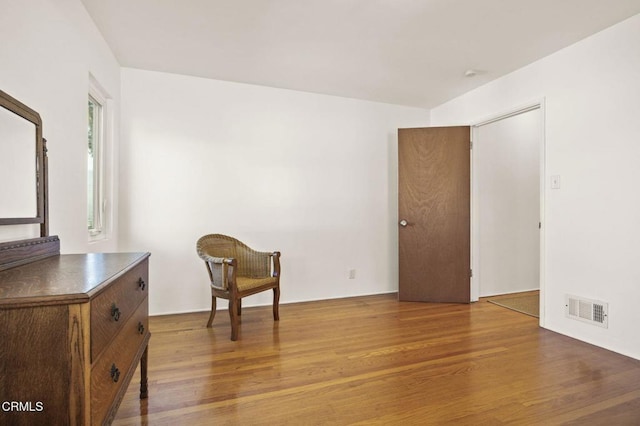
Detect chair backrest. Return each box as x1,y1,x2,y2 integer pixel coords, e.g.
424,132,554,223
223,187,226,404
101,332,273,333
196,234,270,278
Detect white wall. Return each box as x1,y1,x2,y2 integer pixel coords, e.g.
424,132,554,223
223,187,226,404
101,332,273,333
431,14,640,359
0,0,121,253
119,68,429,315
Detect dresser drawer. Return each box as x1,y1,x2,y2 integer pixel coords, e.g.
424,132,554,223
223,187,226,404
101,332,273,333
91,258,149,361
91,298,149,424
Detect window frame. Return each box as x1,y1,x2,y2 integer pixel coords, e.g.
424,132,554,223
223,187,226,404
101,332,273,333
87,76,111,241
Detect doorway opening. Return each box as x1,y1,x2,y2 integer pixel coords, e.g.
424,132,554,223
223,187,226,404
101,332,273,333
471,103,545,323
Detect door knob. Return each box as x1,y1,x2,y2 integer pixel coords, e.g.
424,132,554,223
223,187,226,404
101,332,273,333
399,219,408,227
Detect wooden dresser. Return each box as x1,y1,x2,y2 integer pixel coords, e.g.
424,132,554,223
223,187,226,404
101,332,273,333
0,252,151,425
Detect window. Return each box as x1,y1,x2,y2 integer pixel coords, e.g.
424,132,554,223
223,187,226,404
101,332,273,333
87,77,110,240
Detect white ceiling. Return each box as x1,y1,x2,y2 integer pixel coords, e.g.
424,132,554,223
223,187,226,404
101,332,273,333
80,0,640,109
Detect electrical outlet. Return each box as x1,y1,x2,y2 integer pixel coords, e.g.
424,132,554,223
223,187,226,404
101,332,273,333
348,269,356,279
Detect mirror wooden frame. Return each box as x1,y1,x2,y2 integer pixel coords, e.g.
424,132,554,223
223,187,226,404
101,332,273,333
0,90,59,271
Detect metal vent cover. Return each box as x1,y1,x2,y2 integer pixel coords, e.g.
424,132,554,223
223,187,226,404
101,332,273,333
565,294,608,328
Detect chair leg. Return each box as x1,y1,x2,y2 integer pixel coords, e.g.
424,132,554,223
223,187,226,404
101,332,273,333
206,295,216,327
229,298,239,341
237,298,242,316
273,286,280,321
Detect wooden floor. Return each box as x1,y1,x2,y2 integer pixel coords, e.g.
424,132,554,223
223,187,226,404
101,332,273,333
113,293,640,425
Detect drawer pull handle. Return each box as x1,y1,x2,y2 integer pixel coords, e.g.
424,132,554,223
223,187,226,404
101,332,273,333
111,304,121,322
138,278,146,291
138,322,145,335
110,364,120,383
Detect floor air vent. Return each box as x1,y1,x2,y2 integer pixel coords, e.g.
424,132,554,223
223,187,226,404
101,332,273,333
565,295,608,328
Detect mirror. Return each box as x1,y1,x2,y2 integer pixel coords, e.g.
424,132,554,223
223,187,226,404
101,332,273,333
0,90,44,227
0,107,37,217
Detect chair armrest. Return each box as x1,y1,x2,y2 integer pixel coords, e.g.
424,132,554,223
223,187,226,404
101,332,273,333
272,251,281,278
200,254,234,265
200,254,236,290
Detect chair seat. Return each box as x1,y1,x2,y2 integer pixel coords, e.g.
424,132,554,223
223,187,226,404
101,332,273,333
236,276,278,292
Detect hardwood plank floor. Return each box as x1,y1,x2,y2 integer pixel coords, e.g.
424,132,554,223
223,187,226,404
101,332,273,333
113,293,640,425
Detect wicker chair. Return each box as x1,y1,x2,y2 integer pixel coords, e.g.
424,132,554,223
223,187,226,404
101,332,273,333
196,234,281,341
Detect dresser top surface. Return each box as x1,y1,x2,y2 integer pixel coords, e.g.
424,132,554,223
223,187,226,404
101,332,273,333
0,252,150,307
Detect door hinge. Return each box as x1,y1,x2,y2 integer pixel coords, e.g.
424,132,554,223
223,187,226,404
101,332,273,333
470,140,473,149
470,269,473,278
539,221,542,229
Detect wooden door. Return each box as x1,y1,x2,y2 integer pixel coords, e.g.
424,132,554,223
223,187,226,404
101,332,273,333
398,126,471,303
